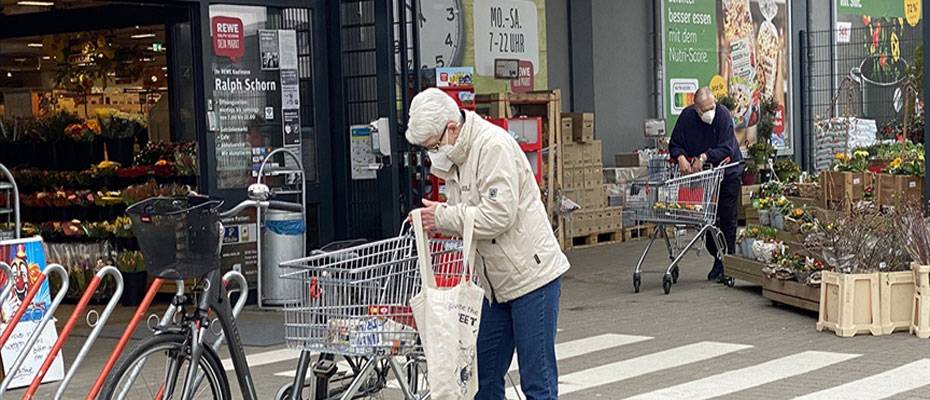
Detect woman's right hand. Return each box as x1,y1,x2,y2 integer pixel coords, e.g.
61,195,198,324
677,155,692,175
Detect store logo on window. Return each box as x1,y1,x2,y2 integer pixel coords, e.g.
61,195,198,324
212,16,245,62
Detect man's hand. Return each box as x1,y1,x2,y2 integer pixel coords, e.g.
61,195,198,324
691,155,705,172
410,198,442,232
677,155,692,175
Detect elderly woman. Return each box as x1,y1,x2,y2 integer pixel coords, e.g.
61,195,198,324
406,88,569,400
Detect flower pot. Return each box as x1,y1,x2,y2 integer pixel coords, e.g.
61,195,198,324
741,172,757,185
758,209,771,226
879,271,914,335
740,239,755,258
120,271,149,307
771,211,785,230
817,271,882,337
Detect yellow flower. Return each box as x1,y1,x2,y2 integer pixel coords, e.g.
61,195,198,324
854,149,869,159
889,157,903,169
86,119,101,135
835,153,849,162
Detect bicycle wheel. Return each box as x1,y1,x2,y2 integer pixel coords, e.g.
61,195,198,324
99,333,231,400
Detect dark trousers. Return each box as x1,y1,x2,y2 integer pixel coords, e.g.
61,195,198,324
706,177,740,262
475,278,561,400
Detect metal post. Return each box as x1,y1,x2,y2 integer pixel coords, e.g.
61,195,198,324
257,148,306,308
923,0,930,204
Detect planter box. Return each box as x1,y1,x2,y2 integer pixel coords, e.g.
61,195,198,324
745,207,759,224
722,255,764,286
913,263,930,339
763,276,821,312
879,271,915,335
818,271,881,337
821,171,870,206
786,195,822,209
875,174,923,207
796,183,821,199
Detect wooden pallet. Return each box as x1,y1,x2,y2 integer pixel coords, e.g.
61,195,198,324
762,275,820,312
623,225,653,241
722,255,765,286
569,230,622,249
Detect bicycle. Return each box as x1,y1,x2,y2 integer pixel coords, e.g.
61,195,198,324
100,184,303,400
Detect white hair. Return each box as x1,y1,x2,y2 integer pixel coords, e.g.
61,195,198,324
406,88,460,145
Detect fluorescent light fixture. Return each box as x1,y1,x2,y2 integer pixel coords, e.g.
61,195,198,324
27,43,43,48
42,56,51,60
14,58,27,62
131,33,156,39
17,1,55,6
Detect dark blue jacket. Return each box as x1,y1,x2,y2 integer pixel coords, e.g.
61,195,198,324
668,104,743,180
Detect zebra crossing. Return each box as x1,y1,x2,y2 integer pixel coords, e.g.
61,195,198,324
236,332,930,399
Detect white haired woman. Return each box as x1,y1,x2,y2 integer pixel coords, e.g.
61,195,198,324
406,88,569,400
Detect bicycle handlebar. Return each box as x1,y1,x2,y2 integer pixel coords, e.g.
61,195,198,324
219,199,303,218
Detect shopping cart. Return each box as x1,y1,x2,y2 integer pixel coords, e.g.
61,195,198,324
278,225,472,399
627,157,740,294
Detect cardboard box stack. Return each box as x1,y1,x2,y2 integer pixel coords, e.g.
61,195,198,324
561,113,622,242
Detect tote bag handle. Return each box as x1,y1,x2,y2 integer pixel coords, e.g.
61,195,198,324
411,207,477,290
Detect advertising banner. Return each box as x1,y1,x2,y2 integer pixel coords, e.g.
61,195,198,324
663,0,792,153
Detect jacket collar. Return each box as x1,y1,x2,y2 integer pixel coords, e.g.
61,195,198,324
447,110,478,166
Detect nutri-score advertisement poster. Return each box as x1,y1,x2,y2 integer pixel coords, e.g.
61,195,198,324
663,0,791,153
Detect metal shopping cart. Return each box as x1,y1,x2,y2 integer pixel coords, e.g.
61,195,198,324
627,156,740,294
278,226,472,399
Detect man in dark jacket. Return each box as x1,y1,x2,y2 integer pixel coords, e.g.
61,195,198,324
668,87,743,281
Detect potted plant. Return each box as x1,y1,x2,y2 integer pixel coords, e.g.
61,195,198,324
773,159,801,183
739,226,761,258
116,250,147,306
823,150,871,206
899,207,930,338
770,196,791,231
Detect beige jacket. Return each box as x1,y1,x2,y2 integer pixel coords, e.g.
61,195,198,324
434,110,570,303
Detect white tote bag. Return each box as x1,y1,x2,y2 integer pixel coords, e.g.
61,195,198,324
410,208,484,400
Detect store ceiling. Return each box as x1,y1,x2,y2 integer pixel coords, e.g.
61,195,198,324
0,0,105,15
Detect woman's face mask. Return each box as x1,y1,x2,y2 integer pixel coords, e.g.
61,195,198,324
427,124,455,172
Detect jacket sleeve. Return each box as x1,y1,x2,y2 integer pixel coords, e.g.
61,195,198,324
434,140,519,240
668,114,687,160
704,112,737,165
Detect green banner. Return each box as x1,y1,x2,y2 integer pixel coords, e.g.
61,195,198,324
836,0,905,17
663,0,718,133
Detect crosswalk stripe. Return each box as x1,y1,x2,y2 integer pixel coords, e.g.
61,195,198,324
506,341,752,399
508,333,653,373
793,359,930,400
222,348,299,371
623,350,859,400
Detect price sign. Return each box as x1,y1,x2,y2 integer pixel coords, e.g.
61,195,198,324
473,0,539,76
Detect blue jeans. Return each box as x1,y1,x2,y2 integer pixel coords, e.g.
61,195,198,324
475,278,561,400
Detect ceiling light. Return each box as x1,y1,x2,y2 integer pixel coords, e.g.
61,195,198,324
42,56,51,60
17,1,55,6
14,58,27,62
131,33,156,39
5,72,11,78
27,43,43,48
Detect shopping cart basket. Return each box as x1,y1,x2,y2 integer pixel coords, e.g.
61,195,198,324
626,160,740,294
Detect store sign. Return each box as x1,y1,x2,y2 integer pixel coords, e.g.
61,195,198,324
212,16,245,62
473,0,539,77
836,22,852,43
220,210,259,286
836,0,905,18
510,60,534,93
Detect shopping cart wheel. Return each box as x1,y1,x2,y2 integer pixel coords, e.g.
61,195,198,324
633,273,641,293
724,276,735,288
662,275,672,295
670,266,679,284
275,384,295,400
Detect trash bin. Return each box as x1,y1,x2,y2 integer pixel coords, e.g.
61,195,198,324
261,209,305,306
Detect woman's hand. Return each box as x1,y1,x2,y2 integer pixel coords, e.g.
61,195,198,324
409,198,443,232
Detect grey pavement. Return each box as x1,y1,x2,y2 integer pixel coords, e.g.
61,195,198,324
6,238,930,399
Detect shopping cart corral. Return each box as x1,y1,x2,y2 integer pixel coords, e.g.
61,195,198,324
627,158,742,294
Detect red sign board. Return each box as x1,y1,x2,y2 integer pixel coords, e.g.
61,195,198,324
773,104,785,135
212,16,244,62
511,61,534,93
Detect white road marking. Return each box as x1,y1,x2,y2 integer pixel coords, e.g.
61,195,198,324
624,350,859,400
222,348,299,371
506,341,752,399
793,359,930,400
509,333,652,372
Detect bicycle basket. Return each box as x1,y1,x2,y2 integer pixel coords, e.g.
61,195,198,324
126,197,224,280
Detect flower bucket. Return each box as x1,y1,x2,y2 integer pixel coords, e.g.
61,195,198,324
771,211,785,230
758,209,771,226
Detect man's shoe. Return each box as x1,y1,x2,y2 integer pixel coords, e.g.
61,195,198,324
706,262,724,281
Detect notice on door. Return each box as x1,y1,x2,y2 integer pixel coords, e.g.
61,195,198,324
473,0,539,77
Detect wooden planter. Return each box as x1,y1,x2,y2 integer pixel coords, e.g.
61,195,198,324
821,171,870,207
763,276,820,312
875,174,923,207
912,263,930,339
817,271,881,337
879,271,915,335
722,255,764,286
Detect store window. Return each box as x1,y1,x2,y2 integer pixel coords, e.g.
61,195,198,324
208,5,318,190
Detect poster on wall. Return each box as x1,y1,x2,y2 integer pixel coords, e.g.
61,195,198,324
662,0,792,153
0,237,65,389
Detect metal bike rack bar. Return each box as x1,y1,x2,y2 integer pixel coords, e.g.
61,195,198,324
21,266,123,399
0,267,50,348
0,263,68,395
0,261,14,307
86,277,168,400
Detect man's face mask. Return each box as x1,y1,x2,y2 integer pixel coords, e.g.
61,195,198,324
700,108,716,125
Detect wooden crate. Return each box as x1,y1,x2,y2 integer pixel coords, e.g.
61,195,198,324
817,271,882,337
875,174,923,207
821,171,871,206
722,255,765,286
912,263,930,338
786,196,822,209
569,230,622,249
879,271,915,335
623,224,653,241
763,276,821,312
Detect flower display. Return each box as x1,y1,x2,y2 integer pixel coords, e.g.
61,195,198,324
64,122,101,142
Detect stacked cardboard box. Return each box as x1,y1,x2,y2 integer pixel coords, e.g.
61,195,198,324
561,113,622,241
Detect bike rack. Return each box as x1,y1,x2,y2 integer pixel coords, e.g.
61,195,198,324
0,263,68,395
86,277,183,400
20,266,124,399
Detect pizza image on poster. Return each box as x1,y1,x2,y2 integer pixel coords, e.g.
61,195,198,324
0,237,65,388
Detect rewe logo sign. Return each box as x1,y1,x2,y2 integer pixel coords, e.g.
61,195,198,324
212,16,244,62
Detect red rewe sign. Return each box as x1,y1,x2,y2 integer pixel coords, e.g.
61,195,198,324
511,60,534,93
212,16,244,62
